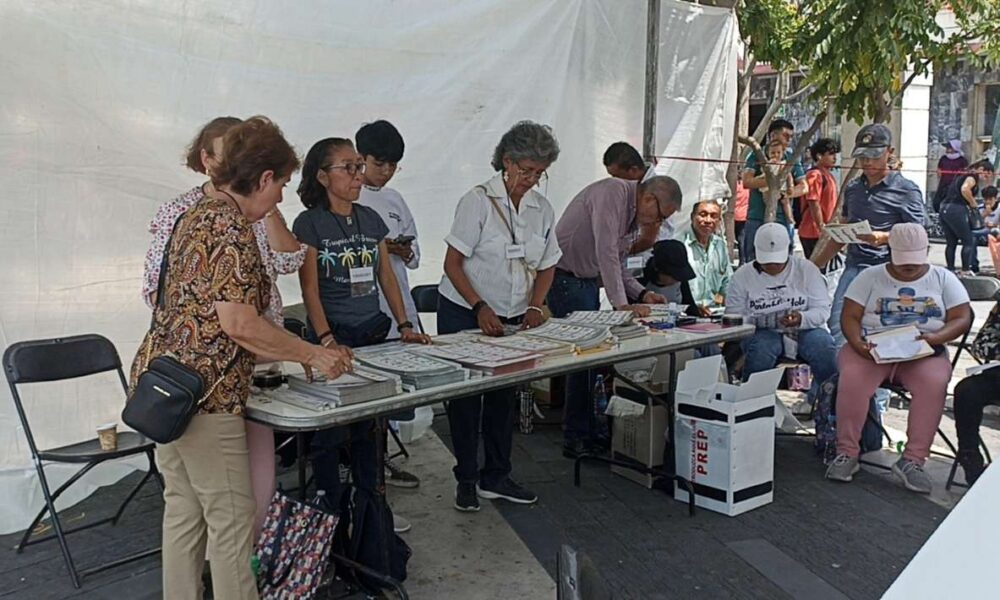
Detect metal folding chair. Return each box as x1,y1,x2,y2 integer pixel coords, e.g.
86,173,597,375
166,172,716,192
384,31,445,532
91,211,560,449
3,334,162,588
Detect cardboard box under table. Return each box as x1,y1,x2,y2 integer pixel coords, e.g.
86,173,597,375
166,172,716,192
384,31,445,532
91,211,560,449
673,355,783,516
610,379,669,489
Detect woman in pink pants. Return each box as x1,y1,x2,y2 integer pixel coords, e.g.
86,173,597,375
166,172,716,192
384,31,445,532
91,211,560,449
825,224,971,493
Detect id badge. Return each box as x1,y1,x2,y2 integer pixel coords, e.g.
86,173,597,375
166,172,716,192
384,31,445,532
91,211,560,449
505,244,526,259
349,266,375,297
626,256,644,270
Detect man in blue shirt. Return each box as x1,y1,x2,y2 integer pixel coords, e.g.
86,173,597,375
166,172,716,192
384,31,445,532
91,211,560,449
741,119,808,262
810,123,927,345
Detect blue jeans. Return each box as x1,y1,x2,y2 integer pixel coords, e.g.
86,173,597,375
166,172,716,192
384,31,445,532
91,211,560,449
547,270,600,443
939,202,977,271
437,296,520,485
743,218,795,263
741,328,838,402
828,263,890,412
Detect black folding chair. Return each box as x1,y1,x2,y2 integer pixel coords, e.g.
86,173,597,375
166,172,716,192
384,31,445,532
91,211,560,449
2,334,162,588
410,284,440,334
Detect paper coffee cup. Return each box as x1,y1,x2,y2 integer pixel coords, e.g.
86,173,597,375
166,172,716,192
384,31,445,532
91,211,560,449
97,423,118,451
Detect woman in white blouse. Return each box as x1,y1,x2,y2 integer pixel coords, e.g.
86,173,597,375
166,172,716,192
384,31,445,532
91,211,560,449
438,121,562,512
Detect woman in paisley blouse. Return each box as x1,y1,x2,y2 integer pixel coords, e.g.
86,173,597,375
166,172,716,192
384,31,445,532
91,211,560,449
141,116,310,538
131,117,351,600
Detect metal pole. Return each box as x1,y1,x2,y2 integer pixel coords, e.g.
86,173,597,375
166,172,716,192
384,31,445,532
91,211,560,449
642,0,661,163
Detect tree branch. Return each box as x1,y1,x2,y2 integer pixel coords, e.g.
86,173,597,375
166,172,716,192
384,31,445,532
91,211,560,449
889,58,931,106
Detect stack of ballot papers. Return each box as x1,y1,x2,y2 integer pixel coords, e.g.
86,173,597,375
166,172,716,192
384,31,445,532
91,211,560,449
254,388,340,412
867,325,934,364
481,333,576,357
418,341,541,375
563,310,648,340
286,367,401,406
522,319,611,351
356,350,467,389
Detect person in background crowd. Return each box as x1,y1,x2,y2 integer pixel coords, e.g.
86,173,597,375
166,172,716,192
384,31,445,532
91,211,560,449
952,299,1000,485
939,158,995,275
439,121,562,511
550,172,682,457
132,116,351,600
741,119,808,260
734,179,750,263
603,141,660,255
293,137,431,535
799,138,841,261
933,139,969,213
682,200,732,315
975,185,1000,245
825,224,970,493
725,223,837,402
141,116,307,537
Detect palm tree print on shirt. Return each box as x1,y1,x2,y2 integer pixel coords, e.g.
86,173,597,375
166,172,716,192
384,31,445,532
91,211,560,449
339,248,357,267
318,249,336,277
359,245,375,266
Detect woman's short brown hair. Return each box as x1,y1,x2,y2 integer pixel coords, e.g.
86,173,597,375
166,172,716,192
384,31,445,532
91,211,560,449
211,116,300,195
184,116,242,173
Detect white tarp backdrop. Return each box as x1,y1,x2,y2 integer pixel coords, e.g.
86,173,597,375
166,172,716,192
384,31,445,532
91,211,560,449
0,0,735,533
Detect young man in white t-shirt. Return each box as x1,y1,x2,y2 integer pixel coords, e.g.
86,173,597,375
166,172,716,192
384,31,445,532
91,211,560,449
726,223,838,401
355,120,422,522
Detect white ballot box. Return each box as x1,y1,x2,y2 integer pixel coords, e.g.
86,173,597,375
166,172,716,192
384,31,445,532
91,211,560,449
673,355,784,516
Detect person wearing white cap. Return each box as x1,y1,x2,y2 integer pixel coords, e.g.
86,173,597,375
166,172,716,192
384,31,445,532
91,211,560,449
826,223,971,494
725,223,838,400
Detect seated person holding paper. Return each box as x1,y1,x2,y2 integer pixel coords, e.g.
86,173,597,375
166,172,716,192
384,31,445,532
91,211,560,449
725,223,837,395
826,224,971,493
952,301,1000,485
637,240,699,313
682,200,732,315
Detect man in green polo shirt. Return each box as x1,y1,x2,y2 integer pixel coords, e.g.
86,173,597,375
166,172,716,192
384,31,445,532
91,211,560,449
741,118,808,262
683,200,732,315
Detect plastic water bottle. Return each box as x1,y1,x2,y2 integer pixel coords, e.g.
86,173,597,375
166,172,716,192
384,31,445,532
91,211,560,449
593,374,609,439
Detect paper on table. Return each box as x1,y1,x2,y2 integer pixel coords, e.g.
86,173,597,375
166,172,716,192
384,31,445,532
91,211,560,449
825,220,873,244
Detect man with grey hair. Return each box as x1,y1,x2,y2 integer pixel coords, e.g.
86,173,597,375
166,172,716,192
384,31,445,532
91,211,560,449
549,174,682,456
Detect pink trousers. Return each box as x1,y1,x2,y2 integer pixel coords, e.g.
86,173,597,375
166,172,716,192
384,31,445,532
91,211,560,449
245,420,276,538
835,345,952,464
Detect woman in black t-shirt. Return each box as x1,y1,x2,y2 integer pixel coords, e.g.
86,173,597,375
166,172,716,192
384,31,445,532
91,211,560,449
939,159,995,274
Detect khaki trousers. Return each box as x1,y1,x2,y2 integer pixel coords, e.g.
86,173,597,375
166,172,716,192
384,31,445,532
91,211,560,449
157,414,258,600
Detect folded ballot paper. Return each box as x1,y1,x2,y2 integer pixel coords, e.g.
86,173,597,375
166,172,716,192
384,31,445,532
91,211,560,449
824,220,872,244
867,325,934,364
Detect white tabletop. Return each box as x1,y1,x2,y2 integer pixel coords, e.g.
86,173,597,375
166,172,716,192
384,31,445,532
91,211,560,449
246,324,753,431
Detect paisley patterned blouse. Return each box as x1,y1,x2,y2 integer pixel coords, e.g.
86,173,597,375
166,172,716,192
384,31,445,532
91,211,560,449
130,197,269,415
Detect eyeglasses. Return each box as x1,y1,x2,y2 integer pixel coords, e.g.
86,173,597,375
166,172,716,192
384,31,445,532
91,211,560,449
322,162,366,176
514,162,548,184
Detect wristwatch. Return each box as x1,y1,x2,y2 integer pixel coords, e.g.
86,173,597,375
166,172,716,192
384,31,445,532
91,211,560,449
397,321,414,333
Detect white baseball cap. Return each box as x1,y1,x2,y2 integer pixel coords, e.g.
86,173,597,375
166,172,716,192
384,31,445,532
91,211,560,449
754,222,790,264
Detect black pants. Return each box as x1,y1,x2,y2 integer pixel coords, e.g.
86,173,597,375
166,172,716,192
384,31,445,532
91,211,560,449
800,237,818,260
953,370,1000,451
939,202,977,271
437,296,520,486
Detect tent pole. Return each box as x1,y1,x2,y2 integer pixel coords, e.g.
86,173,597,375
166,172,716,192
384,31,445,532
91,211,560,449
642,0,661,163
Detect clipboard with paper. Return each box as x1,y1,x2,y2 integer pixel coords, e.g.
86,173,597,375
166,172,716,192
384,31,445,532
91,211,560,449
824,220,873,244
866,325,934,364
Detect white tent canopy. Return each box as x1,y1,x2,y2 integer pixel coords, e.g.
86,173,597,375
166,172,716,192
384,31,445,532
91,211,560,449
0,0,736,533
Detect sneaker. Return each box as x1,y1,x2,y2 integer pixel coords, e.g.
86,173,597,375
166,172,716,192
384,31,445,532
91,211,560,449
957,450,986,486
825,454,860,482
392,512,411,533
454,482,480,512
477,478,538,505
385,460,420,488
892,458,933,494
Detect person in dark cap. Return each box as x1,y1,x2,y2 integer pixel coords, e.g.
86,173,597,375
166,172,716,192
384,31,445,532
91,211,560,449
637,240,699,314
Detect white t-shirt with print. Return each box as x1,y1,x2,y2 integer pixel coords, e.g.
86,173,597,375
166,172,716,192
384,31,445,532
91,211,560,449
844,264,970,334
725,256,831,331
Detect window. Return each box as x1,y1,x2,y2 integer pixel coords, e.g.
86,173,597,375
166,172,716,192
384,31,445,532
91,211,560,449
981,83,1000,139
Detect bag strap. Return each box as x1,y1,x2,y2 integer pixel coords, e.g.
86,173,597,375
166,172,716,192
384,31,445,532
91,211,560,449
476,185,537,283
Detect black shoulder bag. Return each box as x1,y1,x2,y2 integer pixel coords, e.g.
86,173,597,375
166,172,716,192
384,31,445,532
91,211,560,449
122,213,240,443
